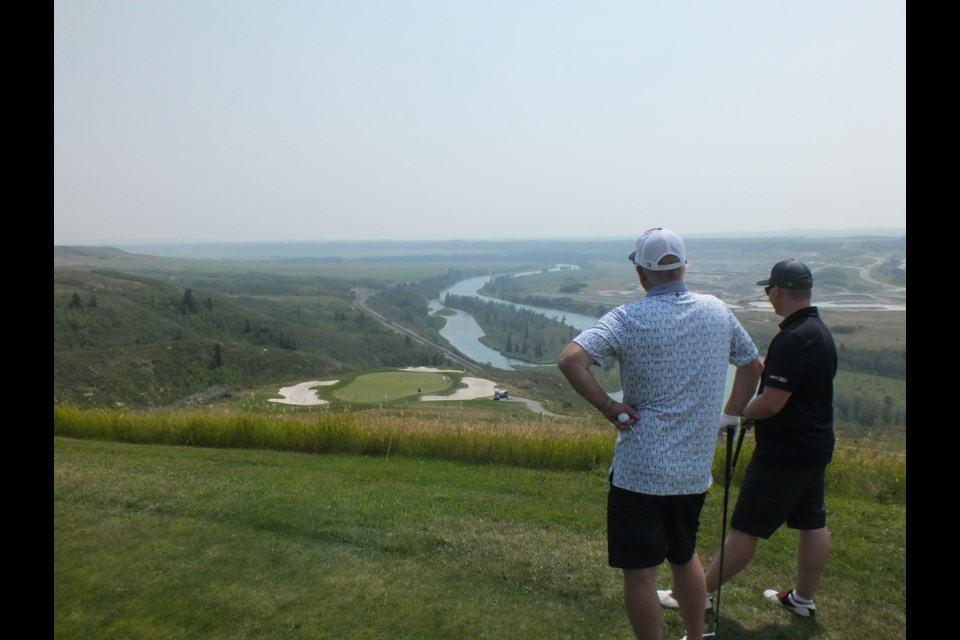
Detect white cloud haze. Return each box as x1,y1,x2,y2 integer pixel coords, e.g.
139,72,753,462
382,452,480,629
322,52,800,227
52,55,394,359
54,0,906,245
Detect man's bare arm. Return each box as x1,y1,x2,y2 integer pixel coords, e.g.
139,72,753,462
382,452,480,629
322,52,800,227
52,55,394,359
558,343,638,427
723,357,763,416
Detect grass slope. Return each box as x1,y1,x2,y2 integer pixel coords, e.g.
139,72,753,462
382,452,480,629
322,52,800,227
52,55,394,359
55,437,906,640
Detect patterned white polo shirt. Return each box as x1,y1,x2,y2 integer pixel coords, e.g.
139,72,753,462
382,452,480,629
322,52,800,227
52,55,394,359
574,281,758,495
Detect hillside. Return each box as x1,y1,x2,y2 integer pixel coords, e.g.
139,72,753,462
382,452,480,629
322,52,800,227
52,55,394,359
54,267,453,408
54,238,905,435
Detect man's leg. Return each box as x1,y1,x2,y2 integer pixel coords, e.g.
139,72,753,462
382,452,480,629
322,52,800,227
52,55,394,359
703,528,758,592
669,551,706,640
623,566,663,640
795,527,829,601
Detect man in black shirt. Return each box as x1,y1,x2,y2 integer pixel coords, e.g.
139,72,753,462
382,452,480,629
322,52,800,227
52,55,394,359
658,258,838,621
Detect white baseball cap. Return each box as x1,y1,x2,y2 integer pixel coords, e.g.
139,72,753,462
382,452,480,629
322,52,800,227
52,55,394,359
628,227,687,271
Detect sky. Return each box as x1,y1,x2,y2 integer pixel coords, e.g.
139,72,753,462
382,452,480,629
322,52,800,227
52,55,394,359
54,1,906,246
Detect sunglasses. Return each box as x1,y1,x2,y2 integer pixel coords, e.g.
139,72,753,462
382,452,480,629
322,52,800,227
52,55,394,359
764,285,777,295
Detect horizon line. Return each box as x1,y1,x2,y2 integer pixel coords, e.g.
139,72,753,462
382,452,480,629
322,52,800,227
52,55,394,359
55,226,906,248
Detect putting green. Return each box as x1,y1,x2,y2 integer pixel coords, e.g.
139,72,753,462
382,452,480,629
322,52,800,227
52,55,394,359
332,371,455,403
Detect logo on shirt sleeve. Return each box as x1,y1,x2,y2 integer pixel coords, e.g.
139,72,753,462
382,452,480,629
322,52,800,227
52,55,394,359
768,374,788,383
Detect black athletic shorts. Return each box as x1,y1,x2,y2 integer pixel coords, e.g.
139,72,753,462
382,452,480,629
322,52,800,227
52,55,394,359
607,483,707,569
730,458,827,539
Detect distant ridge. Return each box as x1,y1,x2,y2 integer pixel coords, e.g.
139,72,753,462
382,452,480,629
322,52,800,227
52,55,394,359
54,228,906,262
54,226,906,254
684,227,906,239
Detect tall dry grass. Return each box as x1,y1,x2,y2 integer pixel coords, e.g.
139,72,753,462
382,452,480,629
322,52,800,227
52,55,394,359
53,406,612,472
54,406,904,503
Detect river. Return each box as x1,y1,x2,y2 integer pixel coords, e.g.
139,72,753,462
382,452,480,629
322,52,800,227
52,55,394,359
431,267,735,398
432,266,598,371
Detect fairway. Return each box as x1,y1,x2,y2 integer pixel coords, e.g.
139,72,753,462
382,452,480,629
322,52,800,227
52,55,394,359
332,370,455,403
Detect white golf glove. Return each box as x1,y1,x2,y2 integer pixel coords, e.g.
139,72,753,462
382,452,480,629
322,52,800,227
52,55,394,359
717,412,740,437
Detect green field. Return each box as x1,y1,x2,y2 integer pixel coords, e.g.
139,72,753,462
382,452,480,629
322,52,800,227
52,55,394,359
55,436,906,640
331,370,457,403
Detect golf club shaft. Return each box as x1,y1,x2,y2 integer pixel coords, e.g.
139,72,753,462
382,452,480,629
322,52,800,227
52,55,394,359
714,424,735,634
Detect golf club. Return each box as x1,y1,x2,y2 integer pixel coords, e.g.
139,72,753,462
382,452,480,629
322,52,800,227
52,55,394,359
710,423,736,636
707,418,754,638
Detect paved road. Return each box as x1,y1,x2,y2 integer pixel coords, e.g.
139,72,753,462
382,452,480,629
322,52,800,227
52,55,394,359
352,289,483,372
857,257,906,293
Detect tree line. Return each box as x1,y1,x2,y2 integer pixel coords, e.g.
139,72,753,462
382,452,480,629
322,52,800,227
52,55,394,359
835,391,905,427
442,294,577,364
837,345,905,379
479,274,612,319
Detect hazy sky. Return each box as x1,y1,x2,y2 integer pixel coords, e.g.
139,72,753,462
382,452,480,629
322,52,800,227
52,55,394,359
54,1,905,245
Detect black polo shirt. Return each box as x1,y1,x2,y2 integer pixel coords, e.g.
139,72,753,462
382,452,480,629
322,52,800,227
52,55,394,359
753,306,838,467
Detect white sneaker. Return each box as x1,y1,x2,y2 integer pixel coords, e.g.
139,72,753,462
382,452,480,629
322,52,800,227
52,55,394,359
763,588,816,618
657,589,712,610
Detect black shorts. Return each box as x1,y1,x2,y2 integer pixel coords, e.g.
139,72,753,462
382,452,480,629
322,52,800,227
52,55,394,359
607,483,707,569
730,458,827,539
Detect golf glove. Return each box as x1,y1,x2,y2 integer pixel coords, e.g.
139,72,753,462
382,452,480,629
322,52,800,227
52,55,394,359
717,412,740,437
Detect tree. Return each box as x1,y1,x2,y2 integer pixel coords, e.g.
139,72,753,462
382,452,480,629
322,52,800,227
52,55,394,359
209,342,223,369
179,288,198,315
68,292,83,309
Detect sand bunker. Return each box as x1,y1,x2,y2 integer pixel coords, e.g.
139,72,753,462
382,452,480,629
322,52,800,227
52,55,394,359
401,367,500,401
268,380,338,405
421,376,498,401
268,368,500,405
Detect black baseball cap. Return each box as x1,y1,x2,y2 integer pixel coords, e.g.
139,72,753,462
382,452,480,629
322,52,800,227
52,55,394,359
757,259,813,290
